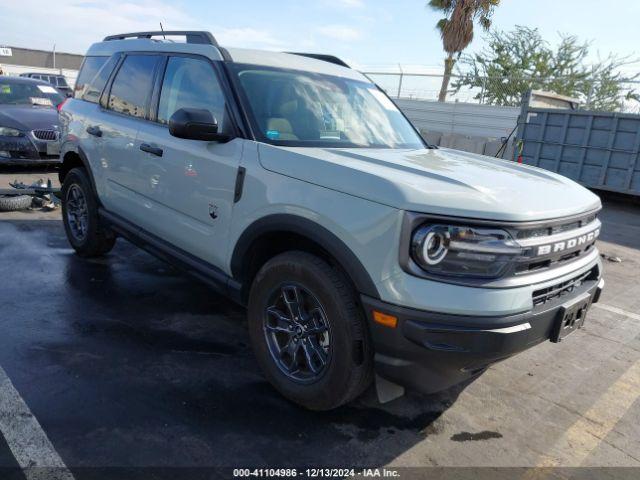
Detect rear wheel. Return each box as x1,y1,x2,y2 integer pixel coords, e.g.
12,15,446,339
248,251,373,410
61,168,116,257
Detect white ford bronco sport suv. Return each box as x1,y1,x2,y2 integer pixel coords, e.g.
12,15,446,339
59,31,604,410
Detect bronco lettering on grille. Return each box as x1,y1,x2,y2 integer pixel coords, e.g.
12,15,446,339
536,228,600,256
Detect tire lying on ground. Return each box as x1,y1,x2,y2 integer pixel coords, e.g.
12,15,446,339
0,194,33,212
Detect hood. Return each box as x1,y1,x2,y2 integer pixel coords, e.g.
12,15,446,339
258,145,601,222
0,105,59,132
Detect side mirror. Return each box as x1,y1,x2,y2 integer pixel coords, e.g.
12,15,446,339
168,108,231,142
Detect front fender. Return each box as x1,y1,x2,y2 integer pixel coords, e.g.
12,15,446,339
230,213,381,298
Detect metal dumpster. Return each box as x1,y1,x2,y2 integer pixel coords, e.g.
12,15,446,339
515,92,640,196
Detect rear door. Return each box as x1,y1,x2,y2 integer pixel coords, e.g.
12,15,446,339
68,54,118,200
99,54,161,222
134,55,241,268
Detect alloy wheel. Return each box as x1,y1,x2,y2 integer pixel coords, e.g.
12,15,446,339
263,283,331,383
66,184,89,241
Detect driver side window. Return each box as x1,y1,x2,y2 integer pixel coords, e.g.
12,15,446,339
157,56,226,128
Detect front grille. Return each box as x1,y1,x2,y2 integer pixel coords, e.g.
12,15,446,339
515,242,596,274
32,130,58,141
515,213,597,240
513,215,600,275
532,266,598,306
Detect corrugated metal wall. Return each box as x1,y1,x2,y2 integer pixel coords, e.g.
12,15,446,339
517,107,640,196
396,98,519,138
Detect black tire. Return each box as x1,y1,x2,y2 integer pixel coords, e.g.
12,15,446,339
248,251,373,410
61,168,116,257
0,195,33,212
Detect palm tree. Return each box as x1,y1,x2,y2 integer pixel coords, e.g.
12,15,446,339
428,0,500,101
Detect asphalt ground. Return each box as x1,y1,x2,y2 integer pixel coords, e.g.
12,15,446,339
0,435,20,470
0,168,639,479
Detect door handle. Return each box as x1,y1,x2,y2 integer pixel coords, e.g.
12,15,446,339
86,125,102,137
140,143,163,157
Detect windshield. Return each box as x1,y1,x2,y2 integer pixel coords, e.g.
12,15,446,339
0,81,63,107
231,64,424,149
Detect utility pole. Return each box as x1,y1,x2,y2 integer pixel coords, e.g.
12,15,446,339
52,43,56,70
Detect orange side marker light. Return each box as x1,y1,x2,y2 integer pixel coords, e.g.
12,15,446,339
373,310,398,328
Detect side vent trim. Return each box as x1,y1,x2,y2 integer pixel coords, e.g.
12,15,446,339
234,166,246,203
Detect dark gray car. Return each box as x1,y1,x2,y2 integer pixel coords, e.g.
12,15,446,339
19,72,72,96
0,76,63,165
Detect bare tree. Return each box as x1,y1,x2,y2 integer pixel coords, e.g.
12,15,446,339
428,0,500,101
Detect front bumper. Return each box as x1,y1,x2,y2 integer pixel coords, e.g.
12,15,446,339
0,134,61,165
362,272,604,395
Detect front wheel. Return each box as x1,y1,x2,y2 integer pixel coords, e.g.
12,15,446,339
248,251,373,410
61,168,116,257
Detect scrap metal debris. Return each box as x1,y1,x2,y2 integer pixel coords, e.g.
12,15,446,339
0,178,61,211
600,253,622,263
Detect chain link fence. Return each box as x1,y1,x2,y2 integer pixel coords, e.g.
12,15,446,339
363,69,640,114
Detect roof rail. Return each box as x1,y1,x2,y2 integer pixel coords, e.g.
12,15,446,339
103,31,219,46
286,53,350,68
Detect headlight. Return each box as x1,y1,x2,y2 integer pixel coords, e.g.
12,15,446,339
0,127,22,137
411,224,523,278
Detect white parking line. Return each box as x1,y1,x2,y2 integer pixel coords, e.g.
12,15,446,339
533,359,640,467
593,303,640,322
0,365,75,480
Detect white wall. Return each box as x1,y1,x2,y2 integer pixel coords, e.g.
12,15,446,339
396,98,519,139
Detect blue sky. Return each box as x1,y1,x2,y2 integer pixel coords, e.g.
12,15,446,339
0,0,638,72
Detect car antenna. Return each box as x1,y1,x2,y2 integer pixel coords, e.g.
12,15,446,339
159,22,166,40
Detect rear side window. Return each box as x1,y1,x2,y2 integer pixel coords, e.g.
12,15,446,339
75,56,108,99
157,56,226,126
79,55,119,104
108,55,158,119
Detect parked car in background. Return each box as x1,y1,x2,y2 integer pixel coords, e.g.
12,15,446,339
59,31,604,410
0,76,63,165
19,72,72,96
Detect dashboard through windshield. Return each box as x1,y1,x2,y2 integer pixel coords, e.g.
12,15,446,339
230,64,424,149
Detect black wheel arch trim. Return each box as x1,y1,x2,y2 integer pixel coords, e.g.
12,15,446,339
60,144,100,200
230,214,380,299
